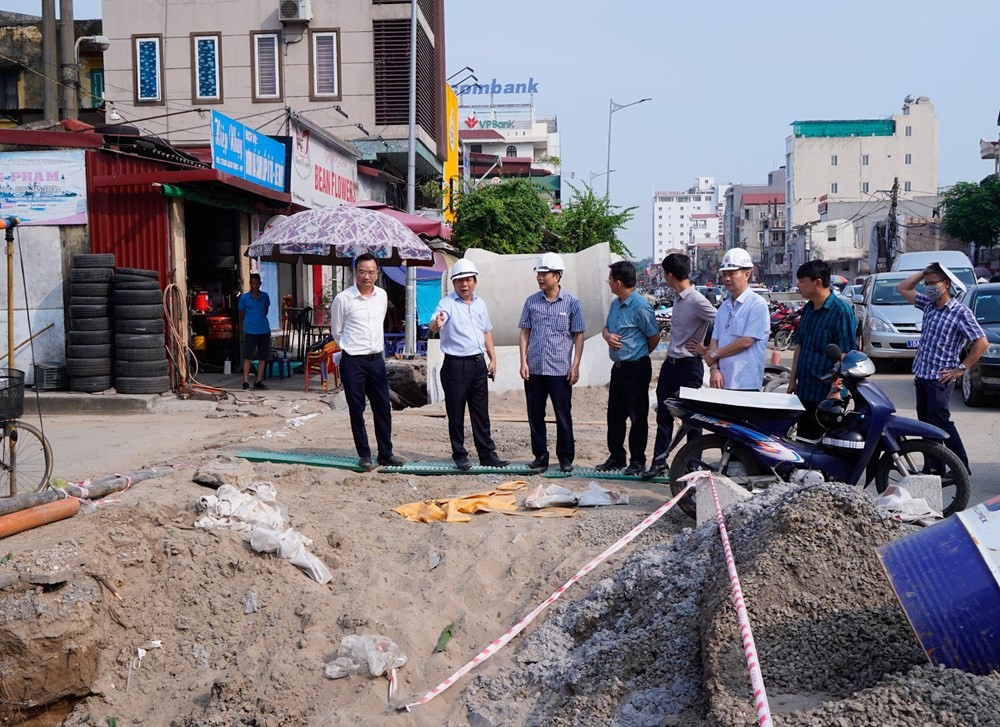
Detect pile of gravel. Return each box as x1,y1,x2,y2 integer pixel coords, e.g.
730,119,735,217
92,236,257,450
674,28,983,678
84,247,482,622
464,482,1000,726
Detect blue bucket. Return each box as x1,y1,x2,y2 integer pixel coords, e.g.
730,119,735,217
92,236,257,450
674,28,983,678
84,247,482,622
877,495,1000,675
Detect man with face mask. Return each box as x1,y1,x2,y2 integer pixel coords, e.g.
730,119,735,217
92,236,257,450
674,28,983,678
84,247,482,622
897,262,987,472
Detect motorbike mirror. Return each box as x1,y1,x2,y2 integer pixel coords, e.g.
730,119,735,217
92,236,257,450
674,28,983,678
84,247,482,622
825,343,842,360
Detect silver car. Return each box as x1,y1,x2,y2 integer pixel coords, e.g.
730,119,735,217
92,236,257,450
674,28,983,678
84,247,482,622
853,273,922,362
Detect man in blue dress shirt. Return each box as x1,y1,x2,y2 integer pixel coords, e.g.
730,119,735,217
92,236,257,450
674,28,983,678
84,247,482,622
430,259,508,471
597,261,661,475
518,253,586,473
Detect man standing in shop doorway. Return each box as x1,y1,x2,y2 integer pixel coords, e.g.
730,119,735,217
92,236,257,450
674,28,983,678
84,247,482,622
239,272,270,391
331,254,405,471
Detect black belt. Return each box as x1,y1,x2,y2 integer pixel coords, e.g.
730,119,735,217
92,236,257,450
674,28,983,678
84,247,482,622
665,356,699,364
342,351,381,361
613,357,648,368
444,353,484,361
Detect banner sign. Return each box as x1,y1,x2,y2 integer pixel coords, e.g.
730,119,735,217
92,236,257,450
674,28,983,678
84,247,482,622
0,150,87,225
290,118,358,208
211,110,286,193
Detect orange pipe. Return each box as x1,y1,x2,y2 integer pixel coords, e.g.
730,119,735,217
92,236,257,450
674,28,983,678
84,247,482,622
0,498,80,539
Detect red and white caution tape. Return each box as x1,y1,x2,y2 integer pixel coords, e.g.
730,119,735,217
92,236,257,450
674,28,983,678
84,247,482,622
704,471,773,727
398,483,693,712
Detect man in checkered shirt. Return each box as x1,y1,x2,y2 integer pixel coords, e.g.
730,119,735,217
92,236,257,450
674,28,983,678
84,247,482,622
897,262,988,472
518,253,586,473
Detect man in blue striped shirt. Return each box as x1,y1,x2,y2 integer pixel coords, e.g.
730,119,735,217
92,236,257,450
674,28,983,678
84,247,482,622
788,260,858,439
518,253,586,473
898,262,987,472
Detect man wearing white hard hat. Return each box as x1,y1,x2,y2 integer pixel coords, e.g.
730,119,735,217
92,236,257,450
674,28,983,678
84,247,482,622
518,252,586,473
430,259,508,470
687,247,769,390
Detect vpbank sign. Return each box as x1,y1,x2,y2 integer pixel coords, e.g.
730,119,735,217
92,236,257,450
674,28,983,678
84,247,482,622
464,116,516,130
456,78,540,96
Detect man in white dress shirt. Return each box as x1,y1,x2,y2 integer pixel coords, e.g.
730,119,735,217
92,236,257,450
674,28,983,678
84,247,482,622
330,254,404,470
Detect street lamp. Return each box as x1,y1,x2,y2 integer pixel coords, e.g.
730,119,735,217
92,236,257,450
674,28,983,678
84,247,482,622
73,35,111,79
605,97,651,198
590,169,615,186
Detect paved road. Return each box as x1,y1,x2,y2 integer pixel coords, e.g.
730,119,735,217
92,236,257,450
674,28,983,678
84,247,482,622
862,363,1000,507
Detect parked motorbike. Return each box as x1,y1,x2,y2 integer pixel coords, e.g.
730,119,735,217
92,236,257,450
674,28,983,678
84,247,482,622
663,344,971,519
773,308,801,351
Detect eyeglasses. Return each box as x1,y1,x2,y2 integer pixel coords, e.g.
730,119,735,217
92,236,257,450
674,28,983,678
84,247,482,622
356,268,379,277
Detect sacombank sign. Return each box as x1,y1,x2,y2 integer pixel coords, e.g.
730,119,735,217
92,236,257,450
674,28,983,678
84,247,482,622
456,78,540,96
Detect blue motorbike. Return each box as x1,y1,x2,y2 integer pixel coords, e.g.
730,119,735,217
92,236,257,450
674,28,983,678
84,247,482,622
664,345,971,519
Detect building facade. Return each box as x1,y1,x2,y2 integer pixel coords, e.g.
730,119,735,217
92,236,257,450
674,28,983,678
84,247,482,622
100,0,446,186
652,176,718,263
784,96,938,276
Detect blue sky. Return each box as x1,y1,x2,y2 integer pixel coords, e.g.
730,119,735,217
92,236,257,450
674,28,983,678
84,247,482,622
9,0,999,259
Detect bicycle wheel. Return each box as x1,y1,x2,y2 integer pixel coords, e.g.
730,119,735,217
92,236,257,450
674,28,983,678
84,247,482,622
0,421,53,495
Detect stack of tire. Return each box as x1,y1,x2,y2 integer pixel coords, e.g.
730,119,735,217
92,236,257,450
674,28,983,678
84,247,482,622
67,254,116,392
113,267,170,394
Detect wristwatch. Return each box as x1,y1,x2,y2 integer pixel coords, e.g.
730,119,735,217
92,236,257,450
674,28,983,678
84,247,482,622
709,350,718,361
957,363,967,371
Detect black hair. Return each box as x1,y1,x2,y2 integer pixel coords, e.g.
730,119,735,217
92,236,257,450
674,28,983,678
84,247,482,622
355,253,379,269
796,259,830,288
923,262,946,280
609,260,637,288
662,253,691,281
249,272,262,282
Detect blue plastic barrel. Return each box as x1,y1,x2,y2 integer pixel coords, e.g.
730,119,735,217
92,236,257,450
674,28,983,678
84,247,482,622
877,496,1000,675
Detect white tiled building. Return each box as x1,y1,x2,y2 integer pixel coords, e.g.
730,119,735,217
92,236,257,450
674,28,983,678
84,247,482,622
652,176,718,262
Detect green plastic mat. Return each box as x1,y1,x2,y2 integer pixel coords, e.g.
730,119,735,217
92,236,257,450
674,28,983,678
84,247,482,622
542,466,669,484
235,450,369,472
379,460,540,476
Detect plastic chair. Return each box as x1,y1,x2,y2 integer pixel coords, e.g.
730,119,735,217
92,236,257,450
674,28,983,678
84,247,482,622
304,338,340,392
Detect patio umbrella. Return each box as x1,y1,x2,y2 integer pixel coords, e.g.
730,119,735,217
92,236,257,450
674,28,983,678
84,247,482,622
247,205,434,267
830,274,849,286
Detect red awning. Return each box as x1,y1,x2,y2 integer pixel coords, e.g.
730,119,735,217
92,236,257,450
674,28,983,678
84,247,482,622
355,200,451,241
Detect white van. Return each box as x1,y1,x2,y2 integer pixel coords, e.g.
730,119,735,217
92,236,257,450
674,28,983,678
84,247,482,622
892,251,975,289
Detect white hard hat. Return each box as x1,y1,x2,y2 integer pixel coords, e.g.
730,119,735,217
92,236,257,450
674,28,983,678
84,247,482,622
449,259,479,280
718,248,754,272
533,252,565,273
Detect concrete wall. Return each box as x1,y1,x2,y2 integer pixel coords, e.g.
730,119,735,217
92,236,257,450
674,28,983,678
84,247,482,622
0,226,67,385
425,243,621,400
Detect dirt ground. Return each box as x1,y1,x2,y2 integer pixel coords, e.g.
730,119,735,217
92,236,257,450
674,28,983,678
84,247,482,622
2,377,999,726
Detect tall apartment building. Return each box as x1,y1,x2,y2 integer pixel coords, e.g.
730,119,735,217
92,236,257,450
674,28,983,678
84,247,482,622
784,96,937,244
652,176,718,262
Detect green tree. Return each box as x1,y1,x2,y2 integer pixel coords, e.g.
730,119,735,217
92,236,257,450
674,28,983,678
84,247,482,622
941,175,1000,248
551,183,636,258
451,178,553,253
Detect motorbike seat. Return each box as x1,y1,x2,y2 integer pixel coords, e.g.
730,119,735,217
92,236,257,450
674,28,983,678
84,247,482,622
676,386,804,421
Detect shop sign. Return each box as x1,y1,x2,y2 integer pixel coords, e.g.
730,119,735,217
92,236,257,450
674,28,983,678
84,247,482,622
290,119,358,208
211,111,286,193
0,150,87,225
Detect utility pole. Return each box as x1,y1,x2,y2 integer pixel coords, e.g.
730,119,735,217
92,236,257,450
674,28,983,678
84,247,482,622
58,0,76,120
886,177,899,268
41,0,59,123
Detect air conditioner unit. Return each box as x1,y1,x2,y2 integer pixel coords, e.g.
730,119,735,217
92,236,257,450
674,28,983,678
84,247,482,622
279,0,312,23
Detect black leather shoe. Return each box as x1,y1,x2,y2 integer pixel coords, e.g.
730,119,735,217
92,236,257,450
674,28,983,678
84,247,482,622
641,462,668,481
529,457,549,471
594,458,626,472
358,457,375,471
623,463,644,477
454,456,472,471
377,454,405,467
480,456,509,468
559,460,574,473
